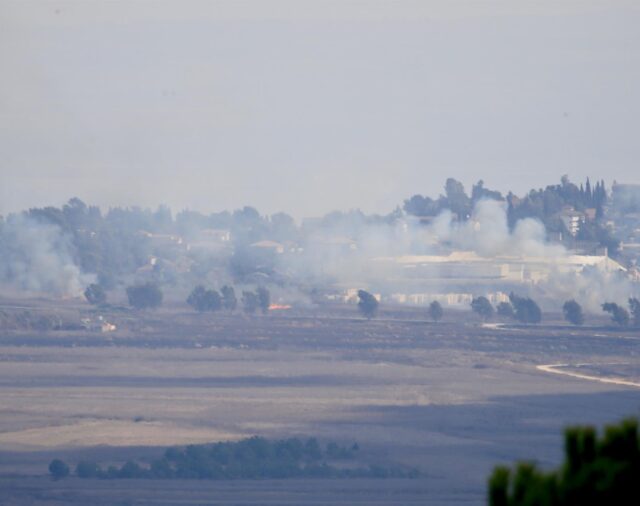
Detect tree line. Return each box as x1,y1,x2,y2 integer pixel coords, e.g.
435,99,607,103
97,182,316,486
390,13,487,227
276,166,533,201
84,281,272,315
356,290,640,327
48,436,418,481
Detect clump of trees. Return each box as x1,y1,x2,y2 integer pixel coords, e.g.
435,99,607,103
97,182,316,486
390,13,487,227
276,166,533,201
471,296,494,322
509,293,542,324
48,459,70,480
357,290,379,319
240,287,270,315
600,298,640,327
84,283,107,305
601,302,630,327
187,285,222,312
488,418,640,505
562,300,584,326
126,282,163,309
428,301,443,322
50,436,418,481
221,285,237,312
497,302,515,319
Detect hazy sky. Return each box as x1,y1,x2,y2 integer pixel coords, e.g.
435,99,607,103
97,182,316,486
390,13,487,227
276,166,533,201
1,1,639,219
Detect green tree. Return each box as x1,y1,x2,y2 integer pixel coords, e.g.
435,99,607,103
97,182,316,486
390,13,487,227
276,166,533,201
602,302,629,326
242,291,259,314
357,290,379,319
509,293,542,324
471,296,494,322
488,418,640,506
497,302,514,319
126,282,163,310
84,283,106,305
257,287,271,314
221,285,237,312
428,301,443,322
629,297,640,327
75,460,100,478
562,300,584,326
48,459,70,480
187,285,222,312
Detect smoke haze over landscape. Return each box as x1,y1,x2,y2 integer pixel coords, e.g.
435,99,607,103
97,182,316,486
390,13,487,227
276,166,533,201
1,0,640,217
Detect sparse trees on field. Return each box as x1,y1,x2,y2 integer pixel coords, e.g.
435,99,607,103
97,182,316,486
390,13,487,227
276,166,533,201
428,301,443,322
187,285,222,313
221,285,237,312
84,283,107,305
563,300,584,326
509,293,542,324
126,282,163,310
48,459,70,480
471,296,493,322
602,302,629,327
496,301,514,319
357,290,379,319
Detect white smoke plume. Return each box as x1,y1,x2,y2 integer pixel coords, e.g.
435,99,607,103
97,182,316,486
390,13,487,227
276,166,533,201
0,215,92,297
431,199,565,258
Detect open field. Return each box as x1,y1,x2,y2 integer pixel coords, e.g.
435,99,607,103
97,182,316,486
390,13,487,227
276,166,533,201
0,300,639,504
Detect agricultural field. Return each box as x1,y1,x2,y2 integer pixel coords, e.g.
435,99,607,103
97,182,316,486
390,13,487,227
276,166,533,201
0,299,638,505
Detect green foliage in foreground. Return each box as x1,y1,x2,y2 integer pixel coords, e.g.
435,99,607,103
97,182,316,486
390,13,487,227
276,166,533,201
51,437,419,481
489,418,640,506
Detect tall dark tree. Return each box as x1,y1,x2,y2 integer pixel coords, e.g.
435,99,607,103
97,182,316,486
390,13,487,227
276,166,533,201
444,178,471,220
242,291,259,314
629,297,640,327
221,285,237,312
126,282,163,310
187,285,222,313
496,301,514,319
357,290,379,319
562,300,584,326
509,293,542,324
48,459,70,480
257,287,271,314
471,296,494,322
84,283,107,305
602,302,629,327
428,301,443,322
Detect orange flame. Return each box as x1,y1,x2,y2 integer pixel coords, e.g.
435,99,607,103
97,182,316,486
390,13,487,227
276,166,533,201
269,304,292,310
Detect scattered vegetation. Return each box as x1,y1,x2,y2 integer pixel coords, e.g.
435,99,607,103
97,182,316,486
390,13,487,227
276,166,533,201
488,417,640,505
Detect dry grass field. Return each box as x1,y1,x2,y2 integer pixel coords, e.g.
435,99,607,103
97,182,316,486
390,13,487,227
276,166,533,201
0,299,638,504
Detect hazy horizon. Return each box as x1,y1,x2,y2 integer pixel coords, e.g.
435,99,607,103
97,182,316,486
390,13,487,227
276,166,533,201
2,0,639,219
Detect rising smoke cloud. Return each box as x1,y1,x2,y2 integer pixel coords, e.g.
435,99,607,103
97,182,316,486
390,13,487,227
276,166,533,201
0,215,92,297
